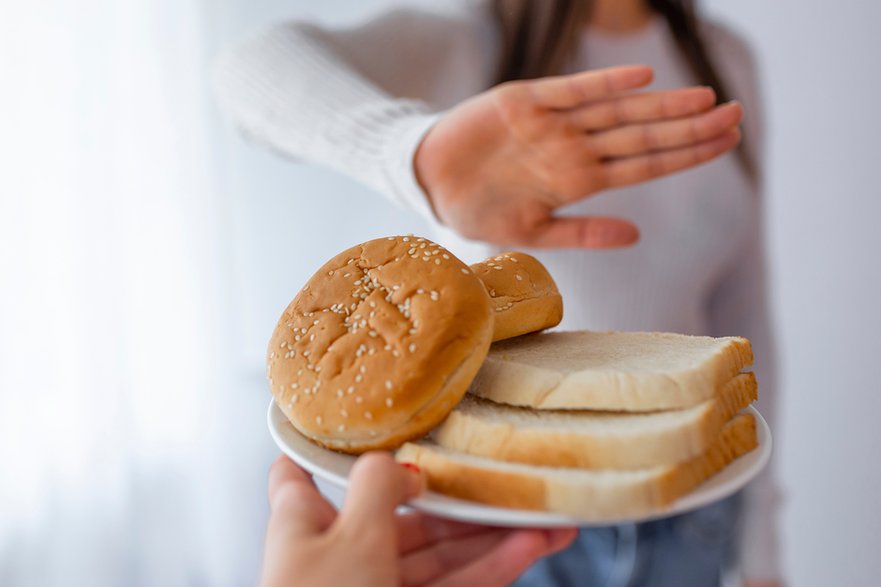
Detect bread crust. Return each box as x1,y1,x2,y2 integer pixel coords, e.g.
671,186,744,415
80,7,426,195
267,236,492,453
434,372,757,469
397,413,758,519
470,252,562,342
470,331,754,411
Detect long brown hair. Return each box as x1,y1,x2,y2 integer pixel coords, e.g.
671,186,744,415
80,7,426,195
490,0,757,182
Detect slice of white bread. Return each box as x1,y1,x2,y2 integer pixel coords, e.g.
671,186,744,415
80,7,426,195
470,331,753,411
470,252,563,342
397,412,757,519
433,373,756,469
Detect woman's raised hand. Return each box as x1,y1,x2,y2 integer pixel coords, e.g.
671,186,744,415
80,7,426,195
415,65,742,248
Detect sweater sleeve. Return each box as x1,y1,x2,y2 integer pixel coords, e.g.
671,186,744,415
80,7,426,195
704,22,783,583
211,9,481,220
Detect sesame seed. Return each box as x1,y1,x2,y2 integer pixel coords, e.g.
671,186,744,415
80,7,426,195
434,259,440,264
368,330,378,338
316,415,322,425
336,389,343,398
387,237,395,241
347,386,354,394
310,334,315,341
355,374,362,383
515,274,523,280
510,257,518,263
493,266,503,270
338,424,345,432
369,301,376,308
295,335,300,341
417,238,425,242
385,380,393,390
291,394,297,403
291,383,298,389
313,319,320,325
340,409,348,417
409,343,416,353
270,351,276,359
355,396,363,404
385,398,394,408
416,288,424,295
328,270,334,276
430,291,439,301
303,350,310,357
364,411,373,420
303,284,310,290
443,254,450,259
402,237,410,242
392,349,400,357
359,365,366,373
495,256,504,261
461,268,469,274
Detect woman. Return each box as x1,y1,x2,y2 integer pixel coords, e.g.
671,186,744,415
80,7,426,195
216,0,781,585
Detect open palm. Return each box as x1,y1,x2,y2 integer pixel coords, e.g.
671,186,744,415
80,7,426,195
415,65,742,248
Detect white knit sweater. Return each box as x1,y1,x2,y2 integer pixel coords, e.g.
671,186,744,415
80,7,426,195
215,4,781,581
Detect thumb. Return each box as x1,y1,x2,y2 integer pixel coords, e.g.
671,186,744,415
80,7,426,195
337,452,424,535
529,216,640,249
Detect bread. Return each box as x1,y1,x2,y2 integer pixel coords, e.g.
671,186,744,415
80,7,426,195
397,412,757,519
469,252,562,342
267,236,493,453
470,331,753,411
434,372,756,469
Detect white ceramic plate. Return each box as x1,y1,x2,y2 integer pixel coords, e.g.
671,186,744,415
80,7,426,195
268,401,771,528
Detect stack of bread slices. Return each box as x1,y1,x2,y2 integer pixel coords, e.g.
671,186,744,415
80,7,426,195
396,258,759,520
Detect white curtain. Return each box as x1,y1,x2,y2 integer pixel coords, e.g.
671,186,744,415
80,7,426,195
0,2,273,585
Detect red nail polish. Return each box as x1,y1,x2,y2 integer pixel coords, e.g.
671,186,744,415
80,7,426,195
400,462,421,474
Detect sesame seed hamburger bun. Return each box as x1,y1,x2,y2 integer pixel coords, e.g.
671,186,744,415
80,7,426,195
267,236,493,454
470,252,563,342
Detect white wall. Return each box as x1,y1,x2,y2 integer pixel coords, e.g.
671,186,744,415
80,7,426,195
701,2,881,585
211,1,881,585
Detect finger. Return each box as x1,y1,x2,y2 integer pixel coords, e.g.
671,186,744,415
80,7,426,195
527,65,653,109
589,101,743,158
600,127,741,189
566,86,716,131
427,528,578,587
397,511,493,554
527,216,640,249
401,528,510,587
337,453,424,536
266,455,337,536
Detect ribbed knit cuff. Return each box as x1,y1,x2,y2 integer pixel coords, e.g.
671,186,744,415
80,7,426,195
378,110,443,222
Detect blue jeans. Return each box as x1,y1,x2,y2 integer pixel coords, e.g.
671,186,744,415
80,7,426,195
514,492,744,587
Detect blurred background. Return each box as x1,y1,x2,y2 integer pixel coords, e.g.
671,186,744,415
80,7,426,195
1,0,879,586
